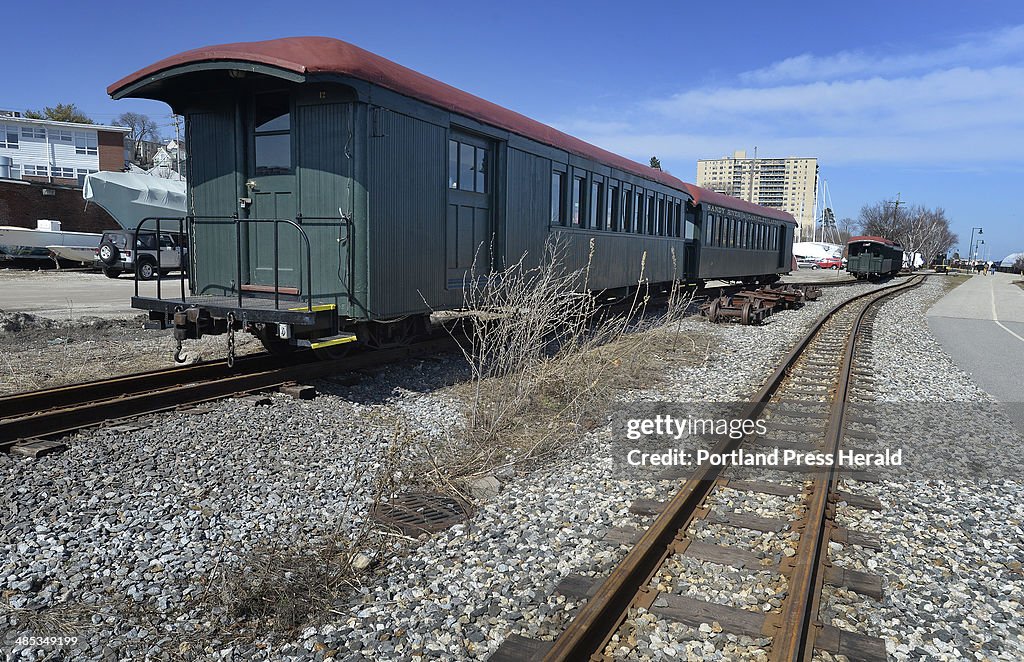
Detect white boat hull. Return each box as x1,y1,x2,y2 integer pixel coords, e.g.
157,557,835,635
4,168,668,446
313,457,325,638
0,226,102,262
47,245,98,264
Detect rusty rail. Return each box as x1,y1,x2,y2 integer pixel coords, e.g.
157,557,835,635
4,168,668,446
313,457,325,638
0,336,456,453
539,275,924,662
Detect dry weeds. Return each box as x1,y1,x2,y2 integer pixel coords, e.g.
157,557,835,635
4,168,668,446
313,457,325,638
418,239,708,496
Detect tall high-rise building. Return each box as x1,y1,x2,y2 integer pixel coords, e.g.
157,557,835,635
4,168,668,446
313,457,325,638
697,151,818,240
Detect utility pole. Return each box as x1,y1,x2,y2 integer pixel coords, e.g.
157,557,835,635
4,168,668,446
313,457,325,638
884,192,903,236
171,114,182,177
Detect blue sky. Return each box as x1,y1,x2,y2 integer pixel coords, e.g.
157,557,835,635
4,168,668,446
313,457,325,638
6,1,1022,258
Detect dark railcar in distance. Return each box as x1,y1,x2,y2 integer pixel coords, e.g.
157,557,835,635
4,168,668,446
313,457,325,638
846,235,903,279
108,37,796,353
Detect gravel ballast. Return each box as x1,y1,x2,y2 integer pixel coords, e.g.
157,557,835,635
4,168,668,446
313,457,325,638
12,278,1003,661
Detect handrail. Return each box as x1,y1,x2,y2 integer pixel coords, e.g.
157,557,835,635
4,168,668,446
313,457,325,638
133,216,188,304
138,214,351,315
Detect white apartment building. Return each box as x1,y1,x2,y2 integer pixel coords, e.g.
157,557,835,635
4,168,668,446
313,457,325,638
0,111,129,187
697,151,818,240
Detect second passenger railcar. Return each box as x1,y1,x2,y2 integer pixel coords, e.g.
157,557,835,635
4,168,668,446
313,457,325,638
846,235,903,279
107,37,796,355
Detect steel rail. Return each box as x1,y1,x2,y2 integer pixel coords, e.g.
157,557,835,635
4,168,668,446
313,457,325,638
0,352,317,421
768,274,923,660
0,336,456,451
541,275,924,662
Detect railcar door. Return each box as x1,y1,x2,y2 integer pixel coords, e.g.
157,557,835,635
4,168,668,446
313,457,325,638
777,223,789,269
683,208,699,280
446,131,493,289
247,91,298,291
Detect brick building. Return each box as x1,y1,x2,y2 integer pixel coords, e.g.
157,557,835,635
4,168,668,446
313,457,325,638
0,111,128,232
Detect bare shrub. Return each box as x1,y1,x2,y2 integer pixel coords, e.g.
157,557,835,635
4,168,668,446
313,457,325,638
209,442,405,634
419,237,700,491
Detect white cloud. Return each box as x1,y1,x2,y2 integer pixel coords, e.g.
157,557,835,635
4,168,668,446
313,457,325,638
740,24,1024,84
552,25,1024,169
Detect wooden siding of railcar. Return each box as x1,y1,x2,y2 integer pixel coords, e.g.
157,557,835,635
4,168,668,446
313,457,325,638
697,211,795,280
184,84,363,317
185,86,694,321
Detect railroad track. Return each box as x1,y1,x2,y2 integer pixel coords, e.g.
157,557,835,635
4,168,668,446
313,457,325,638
495,274,925,662
0,335,458,455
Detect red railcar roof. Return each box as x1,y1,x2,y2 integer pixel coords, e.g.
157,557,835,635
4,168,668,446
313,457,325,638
848,235,900,246
109,37,796,224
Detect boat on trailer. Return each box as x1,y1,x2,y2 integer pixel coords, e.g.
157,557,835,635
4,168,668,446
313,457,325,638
0,220,102,263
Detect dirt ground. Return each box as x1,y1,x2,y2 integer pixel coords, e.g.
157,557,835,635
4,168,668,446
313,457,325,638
0,311,262,396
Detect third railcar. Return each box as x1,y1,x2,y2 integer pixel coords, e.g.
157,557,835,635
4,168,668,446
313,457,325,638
846,236,903,279
108,37,797,354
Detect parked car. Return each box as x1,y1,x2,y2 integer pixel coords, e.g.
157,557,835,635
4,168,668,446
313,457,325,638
816,257,844,270
796,258,820,270
95,229,187,280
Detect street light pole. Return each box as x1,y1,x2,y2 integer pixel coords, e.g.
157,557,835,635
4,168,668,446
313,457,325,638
968,227,983,268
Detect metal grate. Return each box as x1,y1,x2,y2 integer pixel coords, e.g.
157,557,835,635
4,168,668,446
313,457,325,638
371,492,470,535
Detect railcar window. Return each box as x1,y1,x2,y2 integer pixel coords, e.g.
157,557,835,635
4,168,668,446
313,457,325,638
254,93,292,175
255,134,291,175
608,184,620,231
459,143,474,191
572,177,585,226
634,190,644,233
446,141,458,189
449,139,489,193
656,198,665,236
255,95,290,131
475,147,487,192
623,187,634,232
590,181,602,229
551,171,565,225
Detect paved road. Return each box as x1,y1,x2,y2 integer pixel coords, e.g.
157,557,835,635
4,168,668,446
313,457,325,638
927,272,1024,433
0,268,184,319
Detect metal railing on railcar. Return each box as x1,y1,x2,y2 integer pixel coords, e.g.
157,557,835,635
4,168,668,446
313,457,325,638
133,214,354,313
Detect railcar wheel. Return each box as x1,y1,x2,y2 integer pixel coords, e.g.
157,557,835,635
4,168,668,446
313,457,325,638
256,328,297,356
707,299,720,323
741,302,753,326
359,316,428,350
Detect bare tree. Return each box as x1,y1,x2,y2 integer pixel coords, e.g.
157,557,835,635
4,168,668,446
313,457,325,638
114,112,160,164
1013,255,1024,274
838,216,859,244
858,199,957,268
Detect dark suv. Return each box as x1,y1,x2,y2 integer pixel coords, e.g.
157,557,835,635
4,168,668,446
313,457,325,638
96,230,187,280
